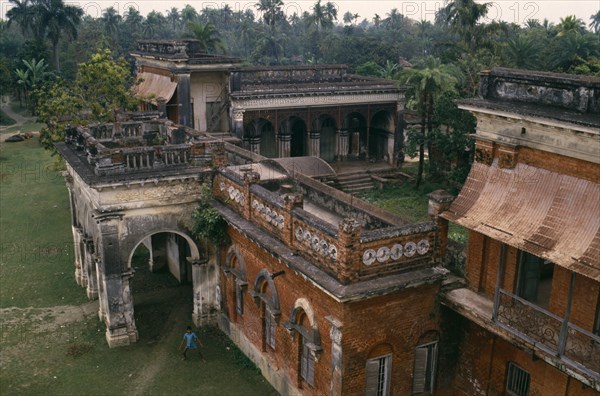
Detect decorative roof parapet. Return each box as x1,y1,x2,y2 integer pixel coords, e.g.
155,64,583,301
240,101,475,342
478,67,600,114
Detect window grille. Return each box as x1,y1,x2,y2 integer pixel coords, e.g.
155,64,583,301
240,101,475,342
235,282,244,315
365,355,391,396
412,342,438,394
506,362,530,396
265,311,276,349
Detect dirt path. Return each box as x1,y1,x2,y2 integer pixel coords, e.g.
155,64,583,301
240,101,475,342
0,96,34,130
129,299,189,396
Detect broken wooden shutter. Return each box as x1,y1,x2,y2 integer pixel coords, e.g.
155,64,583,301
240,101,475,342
412,346,428,394
365,358,380,396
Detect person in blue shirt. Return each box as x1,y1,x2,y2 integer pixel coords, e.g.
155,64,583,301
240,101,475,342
179,326,205,361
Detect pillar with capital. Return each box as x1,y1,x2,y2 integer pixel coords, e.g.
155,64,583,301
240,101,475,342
308,130,320,157
337,129,348,161
277,133,291,158
232,109,245,140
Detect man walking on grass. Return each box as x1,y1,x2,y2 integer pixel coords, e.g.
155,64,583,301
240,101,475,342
180,326,205,361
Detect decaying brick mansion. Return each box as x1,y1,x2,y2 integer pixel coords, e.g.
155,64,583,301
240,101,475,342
56,41,599,395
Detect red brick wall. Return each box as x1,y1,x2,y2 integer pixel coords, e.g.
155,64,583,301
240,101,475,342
223,227,443,396
341,283,441,396
452,322,597,396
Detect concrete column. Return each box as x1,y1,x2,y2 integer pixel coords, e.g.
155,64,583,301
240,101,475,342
394,102,406,166
177,74,192,127
337,130,348,161
278,134,291,158
327,316,344,396
72,227,84,287
192,259,219,327
98,271,139,347
232,109,245,140
166,234,182,282
350,131,360,157
96,255,108,322
308,131,320,157
249,137,261,154
83,237,98,300
428,190,454,260
337,218,362,284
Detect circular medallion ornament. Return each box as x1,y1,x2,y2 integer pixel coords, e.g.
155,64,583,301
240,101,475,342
390,244,403,260
377,247,391,263
219,182,226,191
319,241,329,256
228,186,235,199
329,246,338,260
295,227,304,241
252,199,259,209
417,239,430,255
363,249,377,266
304,231,312,243
404,242,416,257
311,236,320,250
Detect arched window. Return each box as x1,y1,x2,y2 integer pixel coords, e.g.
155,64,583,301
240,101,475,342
251,269,281,351
224,246,247,318
285,299,322,388
366,344,393,396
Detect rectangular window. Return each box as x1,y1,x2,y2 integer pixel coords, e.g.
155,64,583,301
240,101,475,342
517,251,554,309
300,339,315,386
265,311,276,349
235,283,244,315
365,354,391,396
506,362,530,396
412,342,438,395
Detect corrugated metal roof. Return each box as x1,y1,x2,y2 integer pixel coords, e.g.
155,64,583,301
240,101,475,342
133,72,177,105
442,161,600,281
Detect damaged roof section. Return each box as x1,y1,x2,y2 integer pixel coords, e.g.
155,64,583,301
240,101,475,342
442,161,600,281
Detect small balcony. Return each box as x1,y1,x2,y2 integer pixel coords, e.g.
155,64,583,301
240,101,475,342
495,289,600,376
442,286,600,390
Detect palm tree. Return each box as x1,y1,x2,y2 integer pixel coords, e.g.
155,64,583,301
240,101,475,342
181,4,198,25
373,14,381,28
384,8,404,30
166,7,181,32
400,57,459,186
101,6,121,37
379,60,400,79
504,35,540,69
6,0,33,36
186,21,223,53
35,0,84,73
15,58,49,112
124,6,143,35
590,11,600,33
256,0,284,31
444,0,491,50
343,11,353,25
306,0,336,31
550,32,599,70
555,15,586,36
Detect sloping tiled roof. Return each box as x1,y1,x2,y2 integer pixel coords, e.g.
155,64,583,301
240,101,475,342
442,161,600,281
133,72,177,105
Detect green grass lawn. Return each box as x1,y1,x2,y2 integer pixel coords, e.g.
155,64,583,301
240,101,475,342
0,140,278,396
0,109,16,126
359,177,468,242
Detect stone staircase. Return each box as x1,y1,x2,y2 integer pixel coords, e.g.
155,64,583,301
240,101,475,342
336,171,375,195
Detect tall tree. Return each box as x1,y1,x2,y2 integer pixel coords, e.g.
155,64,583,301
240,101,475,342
6,0,33,36
590,11,600,33
400,57,459,186
186,21,223,53
444,0,491,51
166,7,181,32
101,7,122,37
36,0,83,73
256,0,284,31
555,15,586,36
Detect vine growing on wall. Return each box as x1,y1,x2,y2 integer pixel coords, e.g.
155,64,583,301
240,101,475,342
191,184,230,247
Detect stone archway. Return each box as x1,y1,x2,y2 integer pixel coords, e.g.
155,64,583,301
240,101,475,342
370,111,394,162
245,118,276,158
289,117,307,157
318,116,337,162
344,112,367,158
123,230,202,341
